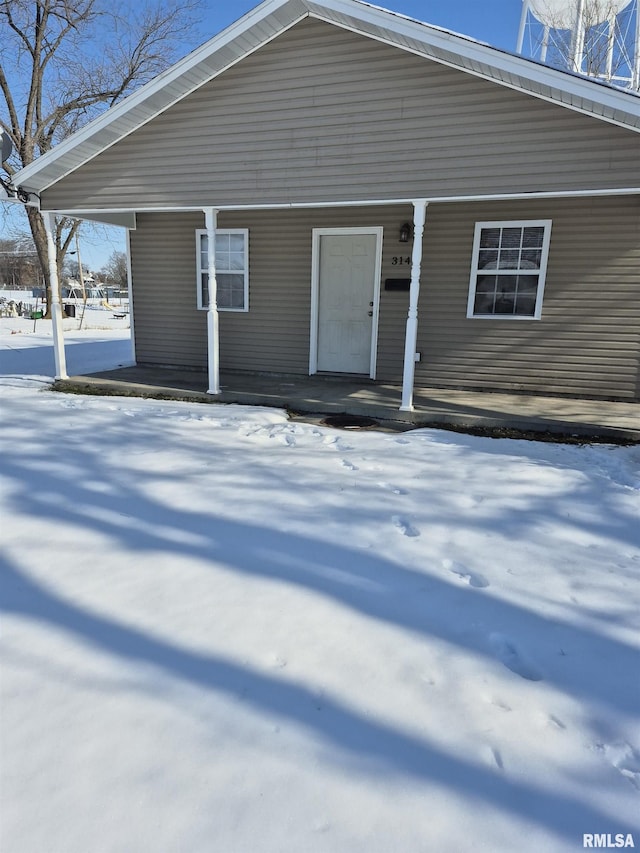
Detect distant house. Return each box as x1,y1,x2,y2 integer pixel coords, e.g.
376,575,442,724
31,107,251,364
11,0,640,407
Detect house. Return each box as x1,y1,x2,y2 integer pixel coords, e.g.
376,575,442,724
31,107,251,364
10,0,640,409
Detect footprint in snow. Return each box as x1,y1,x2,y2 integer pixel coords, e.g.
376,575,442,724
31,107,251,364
253,426,296,446
489,633,543,682
391,515,420,537
341,459,358,471
378,482,407,495
596,742,640,790
480,744,505,770
266,653,287,670
442,558,489,589
491,747,504,770
322,436,353,452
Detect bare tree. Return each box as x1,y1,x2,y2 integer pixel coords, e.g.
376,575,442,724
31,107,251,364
0,234,39,290
0,0,201,316
101,249,128,288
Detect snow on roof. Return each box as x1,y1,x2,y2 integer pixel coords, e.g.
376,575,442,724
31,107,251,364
13,0,640,196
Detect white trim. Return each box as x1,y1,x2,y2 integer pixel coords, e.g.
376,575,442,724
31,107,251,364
310,226,383,378
309,231,320,374
204,208,221,395
466,219,553,320
400,200,428,412
196,228,249,312
45,185,640,220
125,230,136,364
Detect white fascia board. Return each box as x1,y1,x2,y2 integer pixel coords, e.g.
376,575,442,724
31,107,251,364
13,0,307,192
43,186,640,220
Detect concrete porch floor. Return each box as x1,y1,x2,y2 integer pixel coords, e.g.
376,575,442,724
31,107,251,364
53,365,640,441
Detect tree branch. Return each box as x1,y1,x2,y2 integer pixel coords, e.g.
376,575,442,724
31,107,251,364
0,66,21,142
0,0,203,310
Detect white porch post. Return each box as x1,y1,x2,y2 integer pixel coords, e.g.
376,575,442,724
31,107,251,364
43,211,68,380
400,200,428,412
204,207,220,395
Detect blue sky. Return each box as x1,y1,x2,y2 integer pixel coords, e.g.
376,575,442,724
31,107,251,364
197,1,525,52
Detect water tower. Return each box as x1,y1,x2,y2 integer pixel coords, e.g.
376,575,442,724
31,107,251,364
517,0,640,89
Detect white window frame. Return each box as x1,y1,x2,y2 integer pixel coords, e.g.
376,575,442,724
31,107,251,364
196,228,249,312
466,219,552,321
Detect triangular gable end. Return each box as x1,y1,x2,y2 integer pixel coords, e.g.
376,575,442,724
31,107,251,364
28,16,640,211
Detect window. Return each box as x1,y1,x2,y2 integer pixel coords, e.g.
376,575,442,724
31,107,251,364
196,229,249,312
467,220,551,320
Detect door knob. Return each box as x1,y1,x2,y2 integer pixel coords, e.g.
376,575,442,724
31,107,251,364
368,310,373,316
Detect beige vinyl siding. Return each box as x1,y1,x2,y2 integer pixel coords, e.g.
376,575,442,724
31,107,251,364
131,198,640,399
416,196,640,399
42,18,640,211
130,206,412,374
129,213,206,367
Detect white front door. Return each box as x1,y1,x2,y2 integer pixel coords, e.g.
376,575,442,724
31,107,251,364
313,230,381,376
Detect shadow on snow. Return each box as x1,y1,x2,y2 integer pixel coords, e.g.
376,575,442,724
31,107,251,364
1,394,639,843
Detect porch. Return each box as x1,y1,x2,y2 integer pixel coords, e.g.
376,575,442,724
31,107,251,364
53,366,640,441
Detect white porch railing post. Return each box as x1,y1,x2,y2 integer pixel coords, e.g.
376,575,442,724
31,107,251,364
43,211,68,380
400,200,428,412
204,207,221,395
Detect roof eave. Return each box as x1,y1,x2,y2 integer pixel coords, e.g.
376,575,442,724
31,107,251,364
13,0,640,195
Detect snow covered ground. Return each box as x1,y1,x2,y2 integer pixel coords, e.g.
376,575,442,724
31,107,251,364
1,320,639,853
0,309,132,379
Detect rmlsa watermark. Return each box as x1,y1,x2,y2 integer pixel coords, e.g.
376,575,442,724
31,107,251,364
583,835,635,848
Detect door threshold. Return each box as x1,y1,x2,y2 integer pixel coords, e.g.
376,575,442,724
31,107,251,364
314,372,375,381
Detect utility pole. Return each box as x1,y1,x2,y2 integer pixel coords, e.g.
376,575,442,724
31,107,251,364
75,231,88,330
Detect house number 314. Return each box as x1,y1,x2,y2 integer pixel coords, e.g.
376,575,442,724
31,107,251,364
391,256,411,265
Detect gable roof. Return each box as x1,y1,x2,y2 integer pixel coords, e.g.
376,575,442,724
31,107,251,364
13,0,640,196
